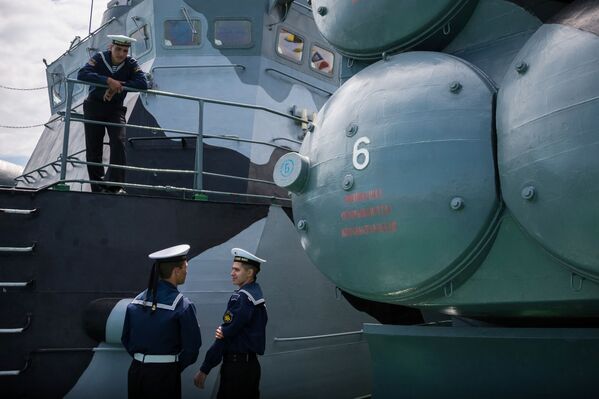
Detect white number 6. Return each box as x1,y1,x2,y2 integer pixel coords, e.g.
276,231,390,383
352,136,370,170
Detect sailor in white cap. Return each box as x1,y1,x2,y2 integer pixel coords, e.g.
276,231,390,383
77,34,148,194
121,244,202,399
194,248,268,399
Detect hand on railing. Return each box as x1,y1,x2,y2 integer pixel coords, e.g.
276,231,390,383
106,77,125,93
103,89,116,102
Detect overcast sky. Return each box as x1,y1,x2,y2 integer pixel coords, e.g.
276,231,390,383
0,0,106,166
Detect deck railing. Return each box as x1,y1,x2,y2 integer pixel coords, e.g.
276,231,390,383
15,78,308,203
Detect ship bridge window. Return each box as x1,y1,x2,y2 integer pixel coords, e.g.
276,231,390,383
50,67,65,107
310,45,334,77
214,20,252,48
51,79,65,107
164,20,201,47
276,28,304,63
130,24,151,56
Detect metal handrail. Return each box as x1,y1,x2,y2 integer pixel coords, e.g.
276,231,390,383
44,179,291,203
15,148,86,182
66,159,278,186
273,330,363,342
128,133,296,151
0,245,35,253
0,313,32,334
67,79,305,123
272,137,302,145
0,359,30,376
0,281,33,288
0,208,37,215
292,1,312,12
52,78,303,194
151,64,246,73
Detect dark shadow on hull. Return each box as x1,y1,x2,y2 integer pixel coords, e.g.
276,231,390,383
0,188,268,398
125,100,291,200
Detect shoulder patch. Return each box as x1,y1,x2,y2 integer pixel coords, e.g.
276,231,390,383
230,293,240,301
223,310,233,324
87,58,97,66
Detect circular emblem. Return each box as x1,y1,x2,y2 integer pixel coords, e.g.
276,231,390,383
280,159,295,178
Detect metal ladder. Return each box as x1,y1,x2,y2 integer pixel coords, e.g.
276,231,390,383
0,207,37,376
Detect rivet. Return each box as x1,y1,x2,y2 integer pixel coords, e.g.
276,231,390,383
346,123,359,137
317,6,327,16
307,122,315,132
515,61,528,74
342,174,354,191
521,186,535,200
297,219,307,230
450,197,464,211
382,52,389,61
449,81,462,93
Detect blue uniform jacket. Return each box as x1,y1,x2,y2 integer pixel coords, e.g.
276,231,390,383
200,281,268,374
121,280,202,371
77,50,148,106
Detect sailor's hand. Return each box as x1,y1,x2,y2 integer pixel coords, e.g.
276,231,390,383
103,89,115,102
107,77,124,93
215,326,224,340
193,371,207,389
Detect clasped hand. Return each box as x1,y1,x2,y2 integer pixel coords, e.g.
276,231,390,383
103,77,126,101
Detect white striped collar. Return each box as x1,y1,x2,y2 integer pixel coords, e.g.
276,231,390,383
238,289,265,305
100,52,125,75
131,292,184,311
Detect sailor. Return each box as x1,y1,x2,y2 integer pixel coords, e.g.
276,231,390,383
77,34,148,194
121,244,202,399
193,248,268,399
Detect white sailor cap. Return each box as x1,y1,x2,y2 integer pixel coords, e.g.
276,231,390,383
148,244,190,262
107,34,137,47
231,248,266,267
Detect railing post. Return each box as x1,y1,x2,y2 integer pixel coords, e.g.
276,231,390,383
194,100,204,191
59,80,75,188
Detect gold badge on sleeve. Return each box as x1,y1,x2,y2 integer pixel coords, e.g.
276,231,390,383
223,310,233,323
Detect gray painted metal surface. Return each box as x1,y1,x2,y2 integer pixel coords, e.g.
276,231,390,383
311,0,478,59
364,323,599,399
497,22,599,281
3,0,375,397
279,51,499,304
66,206,374,398
443,0,542,85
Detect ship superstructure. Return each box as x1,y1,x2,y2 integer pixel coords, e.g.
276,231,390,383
0,1,378,398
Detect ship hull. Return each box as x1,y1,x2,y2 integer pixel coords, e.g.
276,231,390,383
365,323,599,399
0,187,372,398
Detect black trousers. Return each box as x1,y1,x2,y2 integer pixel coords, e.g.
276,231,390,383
217,354,261,399
83,99,127,192
128,360,181,399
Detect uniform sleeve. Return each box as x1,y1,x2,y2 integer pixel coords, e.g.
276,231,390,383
120,306,134,357
199,339,225,375
220,294,254,339
178,301,202,371
77,53,109,85
124,58,148,90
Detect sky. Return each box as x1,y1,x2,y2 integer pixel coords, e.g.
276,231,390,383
0,0,106,167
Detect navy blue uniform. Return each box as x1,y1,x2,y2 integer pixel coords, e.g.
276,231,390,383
122,280,201,399
200,282,267,399
77,51,148,192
